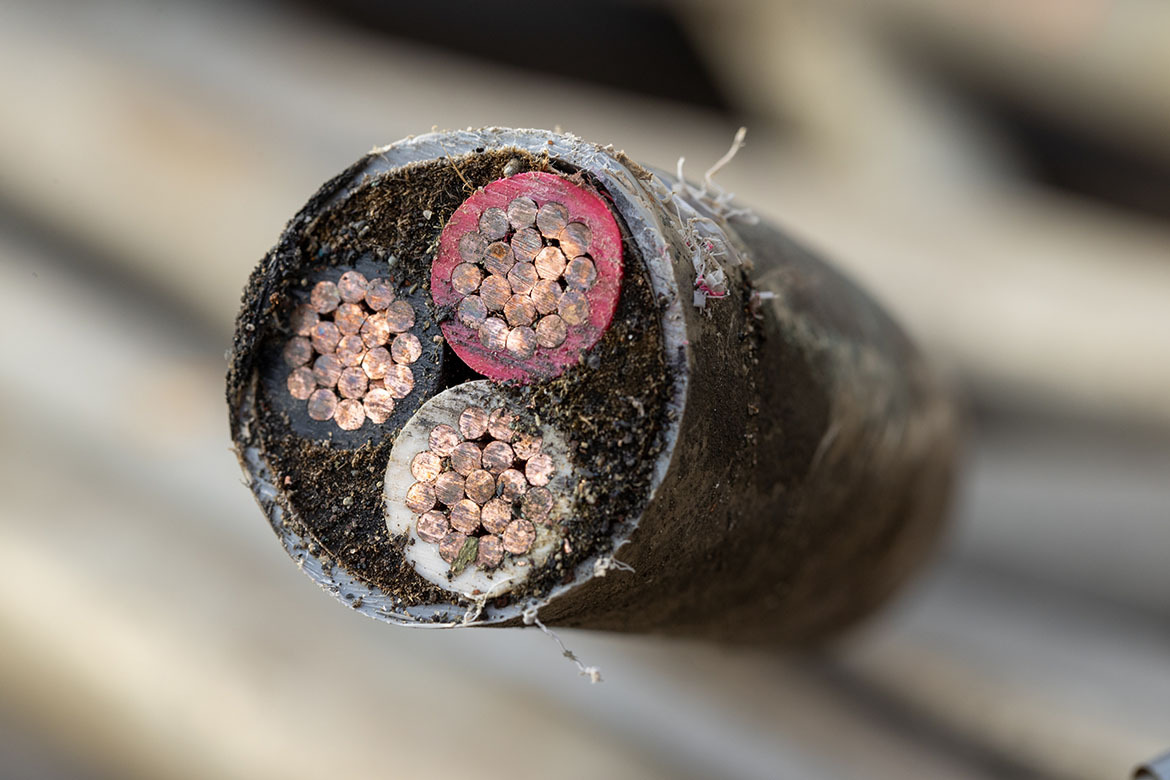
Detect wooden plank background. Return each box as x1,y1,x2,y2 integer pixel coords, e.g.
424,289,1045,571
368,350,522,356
2,1,1168,778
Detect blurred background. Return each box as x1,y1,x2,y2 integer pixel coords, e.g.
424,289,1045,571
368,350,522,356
1,0,1168,777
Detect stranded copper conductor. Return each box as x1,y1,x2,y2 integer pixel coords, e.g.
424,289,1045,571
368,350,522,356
450,263,483,296
504,295,537,328
363,388,395,424
384,364,414,399
384,300,415,333
287,367,316,400
521,486,554,523
476,535,504,568
502,519,536,555
487,407,516,442
306,388,338,421
360,313,391,348
310,281,341,313
280,271,428,432
312,354,343,387
361,347,392,380
410,451,443,482
416,511,449,544
310,321,341,353
505,326,537,359
337,270,369,303
290,304,318,336
336,334,365,366
458,406,490,440
405,481,436,514
431,171,622,383
399,400,563,572
438,532,469,563
480,498,512,534
449,499,481,534
482,441,514,474
282,337,313,367
334,303,366,335
334,399,366,430
434,471,466,506
337,367,369,399
391,333,422,364
526,453,555,486
450,441,482,475
464,469,495,504
365,278,395,310
479,318,509,351
428,424,461,456
506,196,538,229
497,468,528,501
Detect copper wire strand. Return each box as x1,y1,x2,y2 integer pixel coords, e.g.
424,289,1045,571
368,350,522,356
283,274,421,430
444,189,604,370
408,404,560,570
